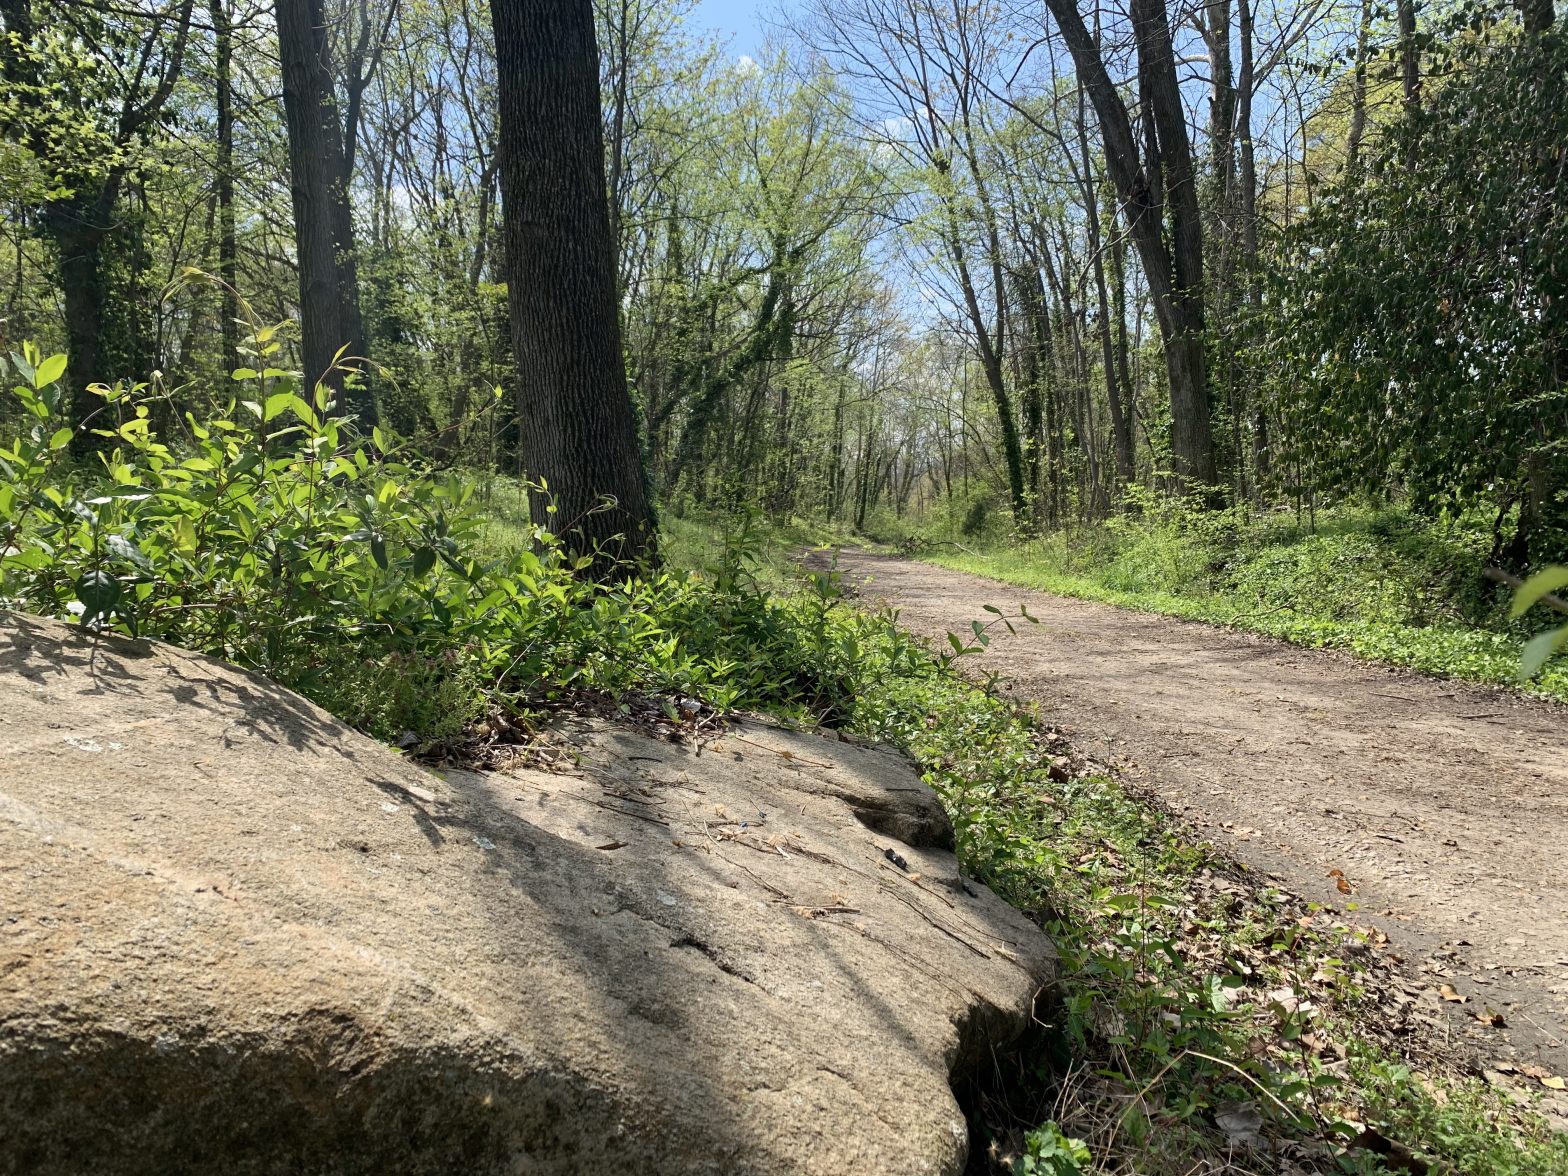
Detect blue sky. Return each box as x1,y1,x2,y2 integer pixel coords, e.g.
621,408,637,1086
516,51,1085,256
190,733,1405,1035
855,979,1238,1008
690,0,776,58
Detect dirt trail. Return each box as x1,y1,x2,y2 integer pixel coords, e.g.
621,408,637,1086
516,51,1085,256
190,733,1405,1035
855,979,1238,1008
838,551,1568,1082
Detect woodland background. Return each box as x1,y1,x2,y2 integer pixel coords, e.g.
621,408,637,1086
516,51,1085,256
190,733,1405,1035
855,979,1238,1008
3,0,1563,563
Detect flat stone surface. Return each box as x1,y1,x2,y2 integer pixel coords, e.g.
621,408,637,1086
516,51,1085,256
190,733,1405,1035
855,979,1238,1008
0,614,1054,1175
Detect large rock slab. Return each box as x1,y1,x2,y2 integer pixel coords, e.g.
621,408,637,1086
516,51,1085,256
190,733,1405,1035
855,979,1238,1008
0,614,1053,1174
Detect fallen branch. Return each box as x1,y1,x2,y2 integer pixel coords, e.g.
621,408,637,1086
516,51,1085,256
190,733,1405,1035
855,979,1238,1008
1225,602,1296,626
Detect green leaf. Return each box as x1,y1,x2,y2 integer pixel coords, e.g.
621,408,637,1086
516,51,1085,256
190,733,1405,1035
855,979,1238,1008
263,391,295,423
227,450,262,480
173,515,198,554
370,534,389,570
75,569,121,624
410,547,436,577
33,353,66,388
106,535,151,570
49,427,73,450
1509,567,1568,618
1520,627,1566,679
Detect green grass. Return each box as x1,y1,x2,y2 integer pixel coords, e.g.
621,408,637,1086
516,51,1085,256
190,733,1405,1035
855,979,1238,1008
918,504,1568,703
660,507,860,590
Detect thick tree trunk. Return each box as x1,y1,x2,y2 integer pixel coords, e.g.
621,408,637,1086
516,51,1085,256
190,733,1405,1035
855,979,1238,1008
210,0,239,374
1133,0,1215,492
7,0,190,449
1045,0,1218,492
44,195,114,453
489,0,654,572
277,0,375,425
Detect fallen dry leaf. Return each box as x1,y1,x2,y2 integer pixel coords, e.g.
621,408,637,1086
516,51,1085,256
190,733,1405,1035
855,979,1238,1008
1438,984,1466,1003
1328,867,1354,895
1543,1076,1567,1091
1215,1099,1264,1148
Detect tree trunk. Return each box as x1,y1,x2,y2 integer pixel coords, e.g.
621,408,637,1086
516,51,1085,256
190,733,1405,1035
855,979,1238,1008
1045,0,1218,492
1396,0,1421,116
1075,108,1134,489
277,0,375,425
1345,0,1371,176
6,0,191,449
939,192,1027,525
1010,265,1048,522
43,193,115,453
210,0,239,375
488,0,654,573
1237,0,1268,486
1133,0,1216,493
1203,0,1236,196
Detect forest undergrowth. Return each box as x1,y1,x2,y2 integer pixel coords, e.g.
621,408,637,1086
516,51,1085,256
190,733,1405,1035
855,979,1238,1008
3,351,1564,1173
900,492,1568,703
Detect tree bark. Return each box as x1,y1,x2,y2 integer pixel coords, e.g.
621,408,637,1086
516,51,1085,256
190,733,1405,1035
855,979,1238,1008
210,0,239,375
488,0,654,572
1396,0,1421,117
277,0,375,425
7,0,193,452
43,193,114,450
1075,105,1134,489
1345,0,1371,176
1237,0,1268,485
1044,0,1218,492
1202,0,1236,197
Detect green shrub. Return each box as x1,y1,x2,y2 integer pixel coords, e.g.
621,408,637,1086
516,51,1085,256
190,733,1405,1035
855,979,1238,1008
0,344,891,742
927,498,1568,698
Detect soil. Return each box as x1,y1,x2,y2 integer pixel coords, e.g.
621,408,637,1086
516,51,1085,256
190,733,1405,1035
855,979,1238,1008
836,550,1568,1094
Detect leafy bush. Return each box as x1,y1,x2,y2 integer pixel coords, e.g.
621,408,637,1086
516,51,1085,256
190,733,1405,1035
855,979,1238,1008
0,345,887,742
1258,29,1568,561
930,496,1568,695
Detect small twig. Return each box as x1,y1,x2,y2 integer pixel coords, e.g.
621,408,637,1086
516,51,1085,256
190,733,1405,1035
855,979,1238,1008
729,733,834,769
878,879,991,958
1485,566,1568,615
1226,602,1296,626
1183,1050,1298,1117
547,790,669,827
